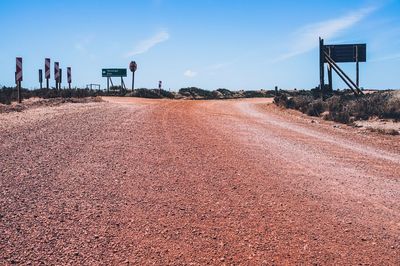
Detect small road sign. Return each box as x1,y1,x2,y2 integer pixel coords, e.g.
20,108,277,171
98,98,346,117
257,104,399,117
15,57,23,103
54,62,60,89
129,61,137,91
16,57,23,82
54,62,60,81
45,58,51,79
129,61,137,72
67,67,72,83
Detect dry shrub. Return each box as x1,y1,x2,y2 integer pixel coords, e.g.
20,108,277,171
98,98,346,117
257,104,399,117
367,127,400,136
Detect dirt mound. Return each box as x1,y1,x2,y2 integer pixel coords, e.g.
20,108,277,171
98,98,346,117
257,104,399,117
0,97,102,113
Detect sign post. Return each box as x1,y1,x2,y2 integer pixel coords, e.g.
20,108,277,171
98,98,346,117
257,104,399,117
39,69,43,89
54,62,60,89
45,58,50,89
67,67,72,89
16,57,23,103
319,38,324,94
59,68,62,89
129,61,137,91
158,80,162,95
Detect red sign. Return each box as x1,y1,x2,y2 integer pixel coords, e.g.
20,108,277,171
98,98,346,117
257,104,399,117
129,61,137,72
16,57,23,82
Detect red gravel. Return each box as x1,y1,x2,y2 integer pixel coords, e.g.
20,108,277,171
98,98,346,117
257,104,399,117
0,97,399,265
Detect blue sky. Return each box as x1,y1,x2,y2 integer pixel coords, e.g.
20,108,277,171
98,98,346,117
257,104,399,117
0,0,399,90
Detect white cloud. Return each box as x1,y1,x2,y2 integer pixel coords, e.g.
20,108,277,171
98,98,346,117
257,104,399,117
276,6,376,61
184,70,198,78
126,30,169,57
74,35,96,59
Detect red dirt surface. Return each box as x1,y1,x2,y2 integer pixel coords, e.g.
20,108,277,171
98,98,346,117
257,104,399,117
1,97,399,265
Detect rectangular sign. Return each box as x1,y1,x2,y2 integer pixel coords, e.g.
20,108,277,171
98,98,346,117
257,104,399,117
324,44,366,63
102,68,127,77
67,67,72,83
45,58,51,79
16,57,23,82
54,62,60,81
39,69,43,83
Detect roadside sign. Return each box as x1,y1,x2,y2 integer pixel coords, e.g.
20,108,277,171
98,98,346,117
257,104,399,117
129,61,137,72
45,58,51,79
54,62,60,81
102,68,127,77
39,69,43,83
16,57,23,82
324,44,366,63
67,67,72,83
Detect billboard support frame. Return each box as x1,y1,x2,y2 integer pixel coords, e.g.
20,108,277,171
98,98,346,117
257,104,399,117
319,37,365,96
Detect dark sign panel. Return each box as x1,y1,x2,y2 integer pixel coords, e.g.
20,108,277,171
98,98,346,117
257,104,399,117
39,69,43,83
324,44,366,63
102,68,127,77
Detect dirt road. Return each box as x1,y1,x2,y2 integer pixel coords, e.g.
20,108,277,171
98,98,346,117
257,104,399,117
1,97,399,265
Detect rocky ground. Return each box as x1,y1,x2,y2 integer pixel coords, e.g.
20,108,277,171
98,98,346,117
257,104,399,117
0,97,399,265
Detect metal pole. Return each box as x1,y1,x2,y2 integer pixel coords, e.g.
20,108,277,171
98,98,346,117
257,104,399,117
46,79,49,89
132,72,135,91
107,77,110,93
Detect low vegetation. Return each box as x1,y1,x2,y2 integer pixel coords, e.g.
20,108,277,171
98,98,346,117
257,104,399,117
0,86,275,104
0,87,105,105
274,90,400,125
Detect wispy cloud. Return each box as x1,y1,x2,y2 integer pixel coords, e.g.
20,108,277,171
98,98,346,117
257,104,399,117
208,62,232,70
126,30,169,57
370,53,400,62
184,69,198,78
74,35,96,59
276,6,377,62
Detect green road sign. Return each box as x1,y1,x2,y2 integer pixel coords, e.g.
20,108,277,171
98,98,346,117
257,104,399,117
102,68,127,77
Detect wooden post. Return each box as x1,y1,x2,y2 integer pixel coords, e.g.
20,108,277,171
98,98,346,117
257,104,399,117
328,65,333,92
18,81,21,104
327,47,332,92
356,46,359,88
319,37,325,96
59,69,62,90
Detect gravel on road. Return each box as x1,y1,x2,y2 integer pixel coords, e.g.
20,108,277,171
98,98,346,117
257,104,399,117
1,97,399,265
